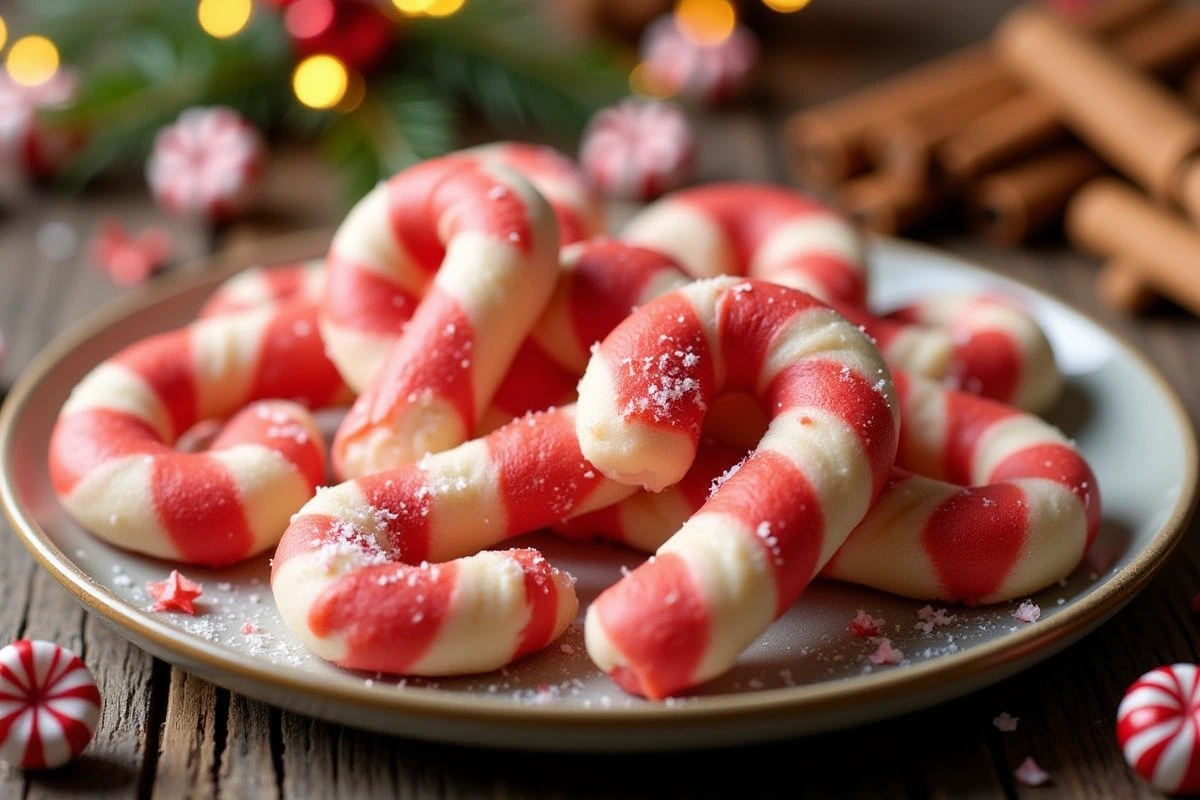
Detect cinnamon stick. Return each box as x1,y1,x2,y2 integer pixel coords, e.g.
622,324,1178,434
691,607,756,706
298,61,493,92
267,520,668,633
945,3,1200,180
996,7,1200,207
1067,179,1200,317
966,147,1105,245
1096,258,1157,313
784,0,1165,187
836,172,943,235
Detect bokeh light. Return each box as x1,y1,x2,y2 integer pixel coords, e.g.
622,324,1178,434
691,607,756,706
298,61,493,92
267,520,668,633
425,0,466,16
675,0,736,46
393,0,436,13
6,36,59,88
763,0,812,11
292,54,349,109
197,0,253,38
0,18,9,53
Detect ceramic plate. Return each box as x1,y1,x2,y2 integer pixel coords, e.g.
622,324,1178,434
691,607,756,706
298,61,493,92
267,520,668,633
2,237,1195,751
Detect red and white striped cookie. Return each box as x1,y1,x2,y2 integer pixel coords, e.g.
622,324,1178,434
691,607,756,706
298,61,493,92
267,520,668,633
580,99,695,201
575,277,900,698
327,157,561,478
0,640,100,770
199,260,325,319
49,305,348,565
834,295,1062,412
273,406,635,676
622,183,868,306
322,144,601,394
639,14,759,105
1117,664,1200,794
146,106,265,221
484,239,691,429
884,294,1062,412
568,370,1096,604
821,370,1097,602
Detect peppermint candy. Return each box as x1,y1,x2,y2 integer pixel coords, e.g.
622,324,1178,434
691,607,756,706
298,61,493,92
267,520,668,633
0,71,81,179
639,14,759,105
1117,664,1200,793
146,106,266,221
0,640,101,770
580,99,694,201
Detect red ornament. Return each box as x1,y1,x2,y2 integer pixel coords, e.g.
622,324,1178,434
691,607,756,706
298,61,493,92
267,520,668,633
146,570,203,615
284,0,395,72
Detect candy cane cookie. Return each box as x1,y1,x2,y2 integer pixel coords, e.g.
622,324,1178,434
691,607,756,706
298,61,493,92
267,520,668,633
198,260,324,319
566,369,1097,604
272,405,636,675
575,277,900,698
322,145,601,393
621,183,869,306
49,305,345,565
327,157,561,477
833,295,1062,412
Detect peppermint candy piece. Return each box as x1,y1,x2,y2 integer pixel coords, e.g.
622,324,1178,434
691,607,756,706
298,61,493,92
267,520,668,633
146,106,266,221
639,14,759,106
581,99,694,202
1117,664,1200,793
0,640,101,769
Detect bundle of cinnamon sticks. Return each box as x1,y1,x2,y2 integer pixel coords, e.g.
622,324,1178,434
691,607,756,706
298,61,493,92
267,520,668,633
785,0,1200,316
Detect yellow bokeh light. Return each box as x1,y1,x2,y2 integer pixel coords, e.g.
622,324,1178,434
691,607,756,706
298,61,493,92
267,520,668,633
425,0,465,16
393,0,436,13
198,0,252,39
763,0,812,11
7,36,59,88
675,0,736,46
0,18,9,53
292,54,349,110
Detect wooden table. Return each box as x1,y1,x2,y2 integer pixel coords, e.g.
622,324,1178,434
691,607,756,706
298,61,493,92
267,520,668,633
1,1,1196,797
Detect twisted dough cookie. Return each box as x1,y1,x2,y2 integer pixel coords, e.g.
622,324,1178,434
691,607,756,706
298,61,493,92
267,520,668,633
273,406,634,675
321,143,603,393
564,370,1098,604
198,259,324,319
50,305,347,565
576,277,900,698
624,183,1060,411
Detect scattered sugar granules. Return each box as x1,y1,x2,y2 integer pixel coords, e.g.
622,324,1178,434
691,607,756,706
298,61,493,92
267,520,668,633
992,712,1019,732
848,609,886,638
868,637,903,666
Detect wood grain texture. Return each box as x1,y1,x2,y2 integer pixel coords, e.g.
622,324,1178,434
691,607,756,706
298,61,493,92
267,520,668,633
2,1,1198,797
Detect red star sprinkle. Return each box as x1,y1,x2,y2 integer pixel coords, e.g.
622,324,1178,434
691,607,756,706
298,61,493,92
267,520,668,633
848,609,885,638
1014,756,1051,787
88,218,172,286
146,570,203,614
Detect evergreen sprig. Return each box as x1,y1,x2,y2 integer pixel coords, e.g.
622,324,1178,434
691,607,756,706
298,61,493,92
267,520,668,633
21,0,627,205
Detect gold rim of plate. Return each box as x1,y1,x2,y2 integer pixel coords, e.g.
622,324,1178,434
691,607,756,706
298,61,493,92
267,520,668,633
1,231,1196,734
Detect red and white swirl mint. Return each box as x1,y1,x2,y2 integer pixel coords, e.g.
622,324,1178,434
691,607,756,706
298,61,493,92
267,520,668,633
580,99,695,201
0,640,101,770
1117,664,1200,793
0,70,82,179
146,106,265,221
639,14,759,105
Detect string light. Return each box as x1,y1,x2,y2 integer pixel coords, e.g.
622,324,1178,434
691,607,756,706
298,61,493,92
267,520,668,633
0,17,8,53
425,0,466,16
6,36,59,88
292,54,349,109
198,0,253,39
674,0,736,47
392,0,435,13
393,0,465,17
763,0,811,11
